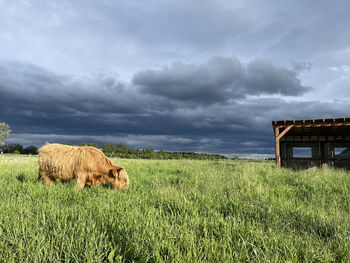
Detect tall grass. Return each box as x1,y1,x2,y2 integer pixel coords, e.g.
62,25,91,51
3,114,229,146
0,155,350,262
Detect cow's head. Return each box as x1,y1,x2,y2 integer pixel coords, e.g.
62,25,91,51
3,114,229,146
108,166,129,190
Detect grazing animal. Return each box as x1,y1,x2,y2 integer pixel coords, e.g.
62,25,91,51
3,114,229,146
38,142,129,190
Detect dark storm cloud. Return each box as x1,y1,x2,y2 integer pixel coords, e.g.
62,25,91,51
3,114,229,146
244,60,311,96
0,61,146,115
7,96,350,154
133,57,310,104
0,60,163,138
1,58,347,154
133,57,244,104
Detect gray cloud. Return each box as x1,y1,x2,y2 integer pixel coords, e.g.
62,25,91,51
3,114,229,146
269,1,350,59
0,61,145,115
1,59,348,154
133,57,243,104
133,57,310,105
291,61,312,73
2,0,348,81
244,59,311,96
1,0,349,106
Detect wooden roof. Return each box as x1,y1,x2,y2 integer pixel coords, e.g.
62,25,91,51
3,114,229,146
272,118,350,141
272,118,350,128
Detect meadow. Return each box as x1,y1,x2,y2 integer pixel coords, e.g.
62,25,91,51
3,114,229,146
0,155,350,262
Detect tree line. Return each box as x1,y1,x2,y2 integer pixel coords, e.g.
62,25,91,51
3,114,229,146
101,143,227,160
0,123,227,160
2,144,38,154
1,142,227,160
57,142,227,160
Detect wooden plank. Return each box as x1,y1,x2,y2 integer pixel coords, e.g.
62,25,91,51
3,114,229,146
276,125,294,141
275,127,281,168
272,118,350,127
273,122,350,129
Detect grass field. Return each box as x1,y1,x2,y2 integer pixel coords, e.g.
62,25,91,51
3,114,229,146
0,155,350,262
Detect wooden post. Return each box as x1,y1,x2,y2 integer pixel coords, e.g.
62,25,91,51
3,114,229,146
274,125,294,168
275,127,281,168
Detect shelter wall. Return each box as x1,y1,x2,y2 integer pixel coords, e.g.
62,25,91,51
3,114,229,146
280,141,350,170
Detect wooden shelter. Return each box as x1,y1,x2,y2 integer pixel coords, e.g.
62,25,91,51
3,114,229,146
272,118,350,170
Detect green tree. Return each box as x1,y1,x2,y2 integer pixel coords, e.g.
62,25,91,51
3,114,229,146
5,144,23,154
102,144,115,154
116,144,128,153
78,142,98,148
0,123,11,154
23,146,38,155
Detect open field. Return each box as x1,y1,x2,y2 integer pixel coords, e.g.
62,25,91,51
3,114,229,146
0,155,350,262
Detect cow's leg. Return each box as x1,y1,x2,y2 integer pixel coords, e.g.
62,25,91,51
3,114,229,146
76,174,87,189
40,172,56,186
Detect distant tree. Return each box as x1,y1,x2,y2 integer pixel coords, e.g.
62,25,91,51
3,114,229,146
102,144,115,154
78,142,98,148
115,144,128,153
13,150,20,154
5,143,23,154
144,148,154,154
2,145,8,153
23,146,38,154
0,122,11,154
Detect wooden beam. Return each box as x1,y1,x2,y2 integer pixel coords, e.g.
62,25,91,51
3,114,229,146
273,117,350,126
273,122,350,129
283,140,350,143
275,127,281,168
275,125,294,168
276,125,294,141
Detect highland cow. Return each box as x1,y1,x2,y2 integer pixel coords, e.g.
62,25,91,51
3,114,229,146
38,142,129,190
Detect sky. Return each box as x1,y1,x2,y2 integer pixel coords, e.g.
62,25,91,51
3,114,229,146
1,0,350,155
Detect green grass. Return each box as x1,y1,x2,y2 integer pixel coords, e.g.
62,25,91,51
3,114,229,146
0,155,350,262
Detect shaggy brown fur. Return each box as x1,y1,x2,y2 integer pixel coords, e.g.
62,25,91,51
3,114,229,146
38,142,129,190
